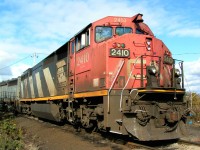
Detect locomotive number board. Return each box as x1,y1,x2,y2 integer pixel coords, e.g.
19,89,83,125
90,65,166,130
110,49,130,57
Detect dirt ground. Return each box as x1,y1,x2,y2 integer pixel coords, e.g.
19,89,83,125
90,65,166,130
14,116,200,150
15,116,129,150
183,123,200,142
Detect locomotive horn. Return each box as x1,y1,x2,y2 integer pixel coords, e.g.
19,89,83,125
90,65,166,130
132,13,143,23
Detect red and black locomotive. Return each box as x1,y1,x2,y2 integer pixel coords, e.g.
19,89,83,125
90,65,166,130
0,14,189,141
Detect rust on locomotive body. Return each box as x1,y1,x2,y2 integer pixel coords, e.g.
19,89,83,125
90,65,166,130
0,13,190,141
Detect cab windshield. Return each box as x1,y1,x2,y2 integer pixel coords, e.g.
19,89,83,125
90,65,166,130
95,26,112,42
116,27,132,36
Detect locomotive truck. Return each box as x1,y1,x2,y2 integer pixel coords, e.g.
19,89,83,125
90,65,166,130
0,14,189,141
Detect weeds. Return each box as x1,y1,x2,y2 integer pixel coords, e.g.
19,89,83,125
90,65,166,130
0,116,23,150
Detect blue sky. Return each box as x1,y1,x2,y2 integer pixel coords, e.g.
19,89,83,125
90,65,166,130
0,0,200,93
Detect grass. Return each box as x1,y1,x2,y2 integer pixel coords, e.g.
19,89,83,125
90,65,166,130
0,113,24,150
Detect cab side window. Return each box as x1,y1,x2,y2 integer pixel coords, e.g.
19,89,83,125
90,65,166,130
76,29,90,52
76,37,80,51
71,40,75,54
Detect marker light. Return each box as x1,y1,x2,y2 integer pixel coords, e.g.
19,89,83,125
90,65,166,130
112,43,117,48
117,43,121,48
121,43,125,48
146,38,152,51
147,41,151,45
112,43,126,48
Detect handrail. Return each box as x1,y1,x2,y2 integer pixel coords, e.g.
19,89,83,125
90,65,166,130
107,59,125,113
172,59,184,89
120,56,141,111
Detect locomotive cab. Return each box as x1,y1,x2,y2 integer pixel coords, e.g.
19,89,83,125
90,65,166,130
91,14,188,140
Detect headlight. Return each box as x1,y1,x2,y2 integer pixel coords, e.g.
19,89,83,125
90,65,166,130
148,66,157,75
175,69,180,77
164,55,174,64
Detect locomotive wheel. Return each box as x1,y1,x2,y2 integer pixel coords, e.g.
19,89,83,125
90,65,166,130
84,121,97,133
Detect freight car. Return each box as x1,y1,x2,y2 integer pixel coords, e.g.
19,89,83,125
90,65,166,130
0,14,190,141
0,78,19,111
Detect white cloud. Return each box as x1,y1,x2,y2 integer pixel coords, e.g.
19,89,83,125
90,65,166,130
184,59,200,93
0,50,16,62
11,63,31,78
170,28,200,37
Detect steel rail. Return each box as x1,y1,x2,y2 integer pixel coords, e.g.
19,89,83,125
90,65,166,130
126,142,157,150
178,139,200,147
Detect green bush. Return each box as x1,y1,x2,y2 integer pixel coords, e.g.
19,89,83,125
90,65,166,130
0,118,23,150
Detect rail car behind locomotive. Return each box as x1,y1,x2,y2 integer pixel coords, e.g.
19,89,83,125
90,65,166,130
0,14,189,141
0,78,19,111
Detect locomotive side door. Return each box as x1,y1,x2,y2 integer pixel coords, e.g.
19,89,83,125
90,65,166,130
69,39,76,95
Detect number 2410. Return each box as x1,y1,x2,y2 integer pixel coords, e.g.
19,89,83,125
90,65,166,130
110,49,130,57
114,17,126,22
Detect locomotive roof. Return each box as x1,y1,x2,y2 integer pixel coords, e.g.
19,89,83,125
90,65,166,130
48,14,143,58
73,23,92,38
0,81,7,86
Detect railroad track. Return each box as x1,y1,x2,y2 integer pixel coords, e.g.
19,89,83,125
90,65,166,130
126,142,157,150
178,139,200,147
127,139,200,150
